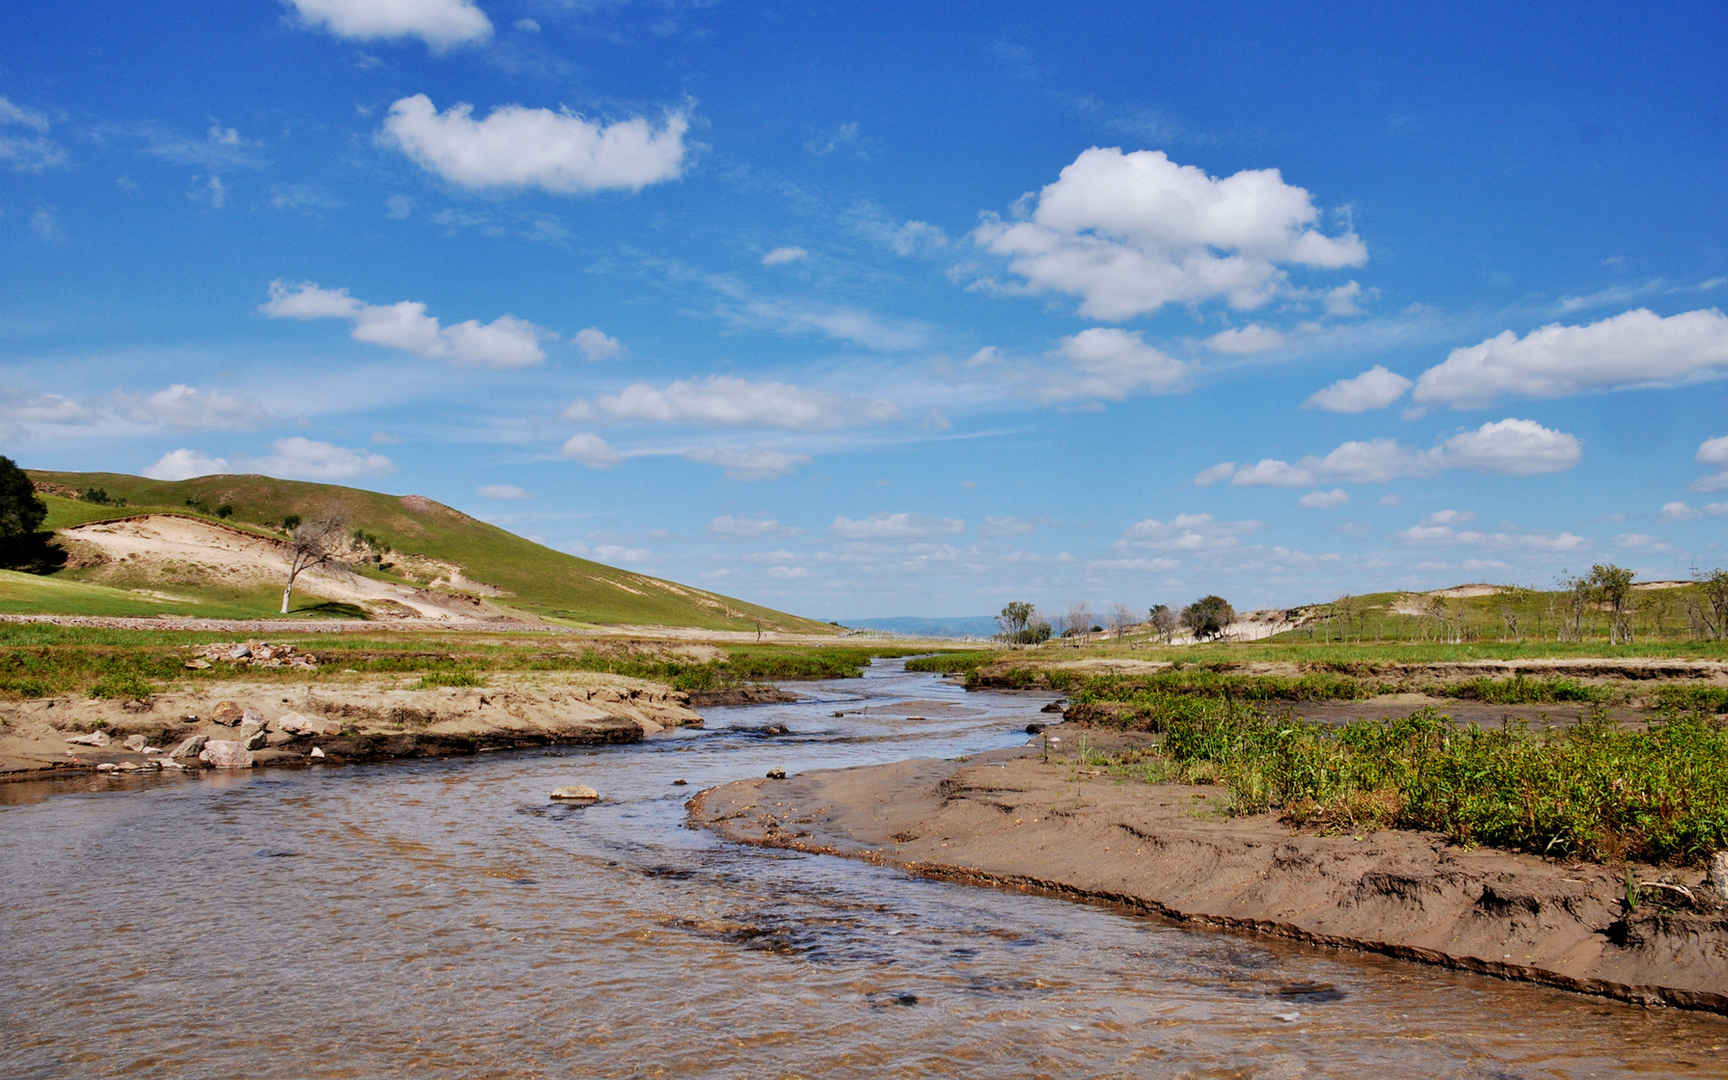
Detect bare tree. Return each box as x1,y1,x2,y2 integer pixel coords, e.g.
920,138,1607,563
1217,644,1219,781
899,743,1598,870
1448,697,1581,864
1065,602,1094,644
1109,603,1135,641
1693,568,1728,640
1497,586,1537,641
1148,604,1178,643
281,517,346,614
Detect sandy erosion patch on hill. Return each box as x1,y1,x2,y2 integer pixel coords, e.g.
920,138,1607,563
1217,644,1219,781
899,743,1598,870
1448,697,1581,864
62,516,506,621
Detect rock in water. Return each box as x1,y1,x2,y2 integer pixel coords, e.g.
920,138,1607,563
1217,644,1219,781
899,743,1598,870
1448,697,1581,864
123,734,150,752
765,768,787,780
66,731,110,747
198,740,254,769
549,785,600,803
1710,852,1728,901
168,734,208,760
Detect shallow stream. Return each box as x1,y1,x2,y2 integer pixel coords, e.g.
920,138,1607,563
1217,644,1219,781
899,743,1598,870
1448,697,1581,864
2,658,1724,1078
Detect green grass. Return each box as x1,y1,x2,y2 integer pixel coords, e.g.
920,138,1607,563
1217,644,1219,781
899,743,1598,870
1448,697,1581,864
1082,694,1728,867
0,623,922,700
26,471,835,632
902,650,998,674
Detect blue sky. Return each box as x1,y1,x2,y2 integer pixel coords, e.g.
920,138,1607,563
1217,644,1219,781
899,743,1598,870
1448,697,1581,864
3,1,1726,620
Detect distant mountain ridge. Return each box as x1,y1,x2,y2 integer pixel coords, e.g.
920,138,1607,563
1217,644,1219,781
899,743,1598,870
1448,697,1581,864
840,615,999,639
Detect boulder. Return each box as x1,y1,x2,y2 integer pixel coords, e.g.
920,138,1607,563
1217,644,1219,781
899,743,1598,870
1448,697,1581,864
123,734,150,753
766,767,787,780
66,730,110,747
242,727,269,751
276,713,341,737
167,734,208,760
549,785,600,803
210,701,245,726
1710,852,1728,901
198,740,253,769
184,658,211,671
309,746,326,759
226,644,252,661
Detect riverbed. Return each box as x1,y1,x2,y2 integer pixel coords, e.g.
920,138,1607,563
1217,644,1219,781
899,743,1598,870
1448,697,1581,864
2,659,1723,1078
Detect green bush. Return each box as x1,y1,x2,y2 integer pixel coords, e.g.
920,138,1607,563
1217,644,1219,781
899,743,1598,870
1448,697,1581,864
89,672,156,700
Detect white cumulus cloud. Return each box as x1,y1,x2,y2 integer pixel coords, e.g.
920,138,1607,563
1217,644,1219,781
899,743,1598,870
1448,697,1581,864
1412,307,1728,407
574,327,622,362
1220,419,1581,486
1299,489,1349,508
261,279,548,368
761,246,808,266
381,94,688,195
972,147,1365,320
283,0,492,50
1696,433,1728,492
1430,418,1582,476
251,437,395,480
1305,365,1412,412
1048,327,1185,400
562,432,621,469
477,484,529,499
709,514,800,538
142,449,232,481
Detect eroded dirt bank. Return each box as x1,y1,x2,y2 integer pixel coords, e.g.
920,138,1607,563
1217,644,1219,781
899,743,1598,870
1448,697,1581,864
691,742,1728,1015
0,671,703,780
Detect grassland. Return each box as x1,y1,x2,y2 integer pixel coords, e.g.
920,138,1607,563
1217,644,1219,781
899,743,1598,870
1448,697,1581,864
0,621,928,701
24,471,834,632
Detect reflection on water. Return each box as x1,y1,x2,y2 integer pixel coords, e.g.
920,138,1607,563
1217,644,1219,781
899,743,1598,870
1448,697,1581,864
2,659,1724,1079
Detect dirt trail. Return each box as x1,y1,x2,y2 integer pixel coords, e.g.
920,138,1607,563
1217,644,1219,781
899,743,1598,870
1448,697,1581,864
692,747,1728,1015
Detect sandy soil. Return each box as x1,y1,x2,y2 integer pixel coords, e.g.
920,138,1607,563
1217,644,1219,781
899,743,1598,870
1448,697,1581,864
62,515,508,621
0,671,702,780
691,742,1728,1015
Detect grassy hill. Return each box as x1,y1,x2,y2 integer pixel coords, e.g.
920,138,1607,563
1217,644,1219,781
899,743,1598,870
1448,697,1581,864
22,470,835,633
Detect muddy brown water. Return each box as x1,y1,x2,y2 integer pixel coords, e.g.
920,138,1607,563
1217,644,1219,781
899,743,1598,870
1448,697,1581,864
2,658,1724,1078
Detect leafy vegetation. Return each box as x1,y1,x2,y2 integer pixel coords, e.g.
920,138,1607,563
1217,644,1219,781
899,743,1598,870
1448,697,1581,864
1080,694,1728,867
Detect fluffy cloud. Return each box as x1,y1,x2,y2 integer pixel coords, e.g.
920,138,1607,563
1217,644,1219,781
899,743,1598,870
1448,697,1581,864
1203,325,1285,355
1425,509,1474,525
283,0,492,49
1305,365,1412,412
1398,522,1586,552
1662,500,1728,520
972,147,1365,320
561,432,621,469
261,280,548,368
831,513,965,540
569,375,897,430
683,447,810,478
145,439,394,482
1412,308,1728,407
477,484,529,499
709,514,800,538
1324,281,1366,317
1696,433,1728,492
1219,419,1581,486
1117,512,1260,551
1298,489,1349,509
1430,418,1582,475
1048,328,1185,400
114,385,262,429
761,246,807,266
1192,461,1236,486
143,449,231,481
574,327,622,362
380,95,688,195
251,437,395,480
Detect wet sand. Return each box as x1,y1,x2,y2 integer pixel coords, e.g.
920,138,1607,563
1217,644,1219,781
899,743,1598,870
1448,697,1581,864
692,735,1728,1015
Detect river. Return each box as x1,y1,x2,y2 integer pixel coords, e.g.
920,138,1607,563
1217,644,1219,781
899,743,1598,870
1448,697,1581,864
2,658,1723,1078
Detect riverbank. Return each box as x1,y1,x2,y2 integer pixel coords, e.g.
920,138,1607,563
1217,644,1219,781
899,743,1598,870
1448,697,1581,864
690,736,1728,1015
0,670,704,781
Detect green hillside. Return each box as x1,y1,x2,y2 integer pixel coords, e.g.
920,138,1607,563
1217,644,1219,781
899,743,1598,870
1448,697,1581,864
24,470,834,633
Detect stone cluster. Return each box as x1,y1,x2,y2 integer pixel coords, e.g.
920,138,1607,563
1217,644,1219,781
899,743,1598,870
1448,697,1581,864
183,641,318,671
